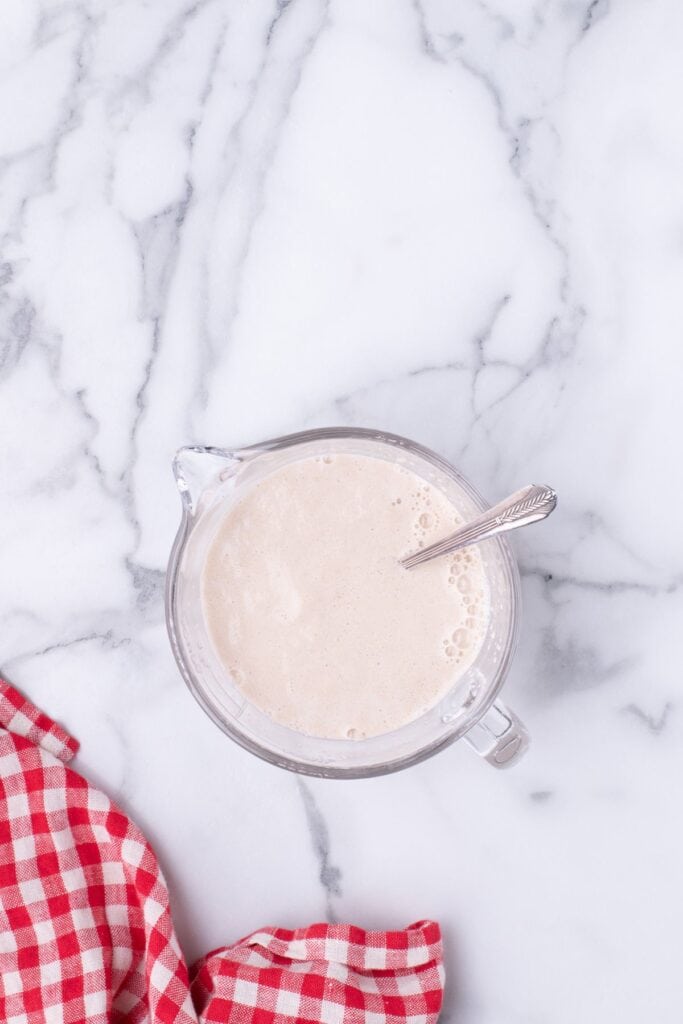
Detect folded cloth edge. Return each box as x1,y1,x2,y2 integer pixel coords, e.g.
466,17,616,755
0,677,79,762
235,921,443,970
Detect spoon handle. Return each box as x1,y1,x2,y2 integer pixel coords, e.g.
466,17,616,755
401,484,557,569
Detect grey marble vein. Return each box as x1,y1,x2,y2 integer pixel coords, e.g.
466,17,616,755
581,0,610,36
521,566,683,599
327,358,468,420
37,7,98,196
3,628,132,671
123,181,196,548
296,779,342,922
536,625,631,698
125,560,166,612
529,789,555,802
127,0,220,104
0,291,33,378
623,702,673,736
29,328,116,502
411,0,445,62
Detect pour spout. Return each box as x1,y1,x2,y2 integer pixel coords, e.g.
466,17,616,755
173,446,242,515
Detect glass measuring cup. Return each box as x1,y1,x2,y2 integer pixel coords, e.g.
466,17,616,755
165,428,528,777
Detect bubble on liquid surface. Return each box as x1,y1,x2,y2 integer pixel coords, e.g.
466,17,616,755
457,575,472,594
444,645,456,658
322,455,333,464
419,512,432,529
452,628,469,648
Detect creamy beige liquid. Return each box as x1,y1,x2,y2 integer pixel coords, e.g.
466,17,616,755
201,454,489,739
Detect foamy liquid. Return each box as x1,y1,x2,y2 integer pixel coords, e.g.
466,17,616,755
201,454,489,739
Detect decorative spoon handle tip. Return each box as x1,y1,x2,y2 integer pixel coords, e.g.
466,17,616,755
401,483,557,569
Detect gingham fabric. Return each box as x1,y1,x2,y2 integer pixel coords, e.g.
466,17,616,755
0,680,445,1023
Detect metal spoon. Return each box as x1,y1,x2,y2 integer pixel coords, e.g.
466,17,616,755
401,483,557,569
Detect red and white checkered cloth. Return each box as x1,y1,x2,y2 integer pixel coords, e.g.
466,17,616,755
0,680,445,1023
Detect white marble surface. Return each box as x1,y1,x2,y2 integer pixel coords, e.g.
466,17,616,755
1,0,682,1020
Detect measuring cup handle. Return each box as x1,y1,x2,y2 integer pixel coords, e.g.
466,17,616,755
463,699,529,768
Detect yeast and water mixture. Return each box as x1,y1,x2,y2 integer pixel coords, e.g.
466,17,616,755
201,454,489,739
